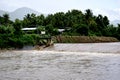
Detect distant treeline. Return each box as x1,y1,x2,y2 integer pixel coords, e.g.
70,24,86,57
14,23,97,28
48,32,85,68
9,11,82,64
0,9,120,49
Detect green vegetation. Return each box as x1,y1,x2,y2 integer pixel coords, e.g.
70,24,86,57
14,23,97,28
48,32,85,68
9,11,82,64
0,9,120,49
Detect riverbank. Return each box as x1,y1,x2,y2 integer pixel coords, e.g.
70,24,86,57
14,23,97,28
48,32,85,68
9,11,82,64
43,43,120,53
1,42,120,53
53,36,119,43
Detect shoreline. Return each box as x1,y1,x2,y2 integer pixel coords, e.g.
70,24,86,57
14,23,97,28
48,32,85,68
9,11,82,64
0,42,120,54
0,43,120,54
43,42,120,53
54,36,119,43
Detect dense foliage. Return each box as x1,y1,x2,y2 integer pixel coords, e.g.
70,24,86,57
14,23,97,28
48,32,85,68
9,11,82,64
0,9,120,49
21,9,120,37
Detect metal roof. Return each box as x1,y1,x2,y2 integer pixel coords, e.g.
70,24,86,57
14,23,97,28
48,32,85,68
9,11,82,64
21,28,37,31
58,29,65,32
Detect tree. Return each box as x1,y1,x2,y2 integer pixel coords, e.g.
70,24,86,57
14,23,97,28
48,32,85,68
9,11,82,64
3,13,10,25
13,19,22,35
45,24,54,35
44,14,54,26
103,16,109,26
65,9,83,28
117,24,120,40
36,14,45,26
53,12,65,28
85,9,93,23
30,13,37,26
74,24,88,36
22,13,37,28
0,16,4,25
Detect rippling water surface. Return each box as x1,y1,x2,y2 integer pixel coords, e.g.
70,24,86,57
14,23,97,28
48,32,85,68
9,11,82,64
0,43,120,80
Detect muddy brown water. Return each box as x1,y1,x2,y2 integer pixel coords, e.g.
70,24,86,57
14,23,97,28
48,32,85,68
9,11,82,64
44,42,120,53
0,43,120,80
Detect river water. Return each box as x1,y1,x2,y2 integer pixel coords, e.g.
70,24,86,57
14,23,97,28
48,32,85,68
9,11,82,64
0,43,120,80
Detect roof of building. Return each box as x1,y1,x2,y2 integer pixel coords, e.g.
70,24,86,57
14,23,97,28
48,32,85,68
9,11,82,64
58,29,65,32
21,28,37,31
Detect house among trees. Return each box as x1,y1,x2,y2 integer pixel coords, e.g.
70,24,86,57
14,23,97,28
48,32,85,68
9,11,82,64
21,27,46,35
21,27,37,34
21,27,37,31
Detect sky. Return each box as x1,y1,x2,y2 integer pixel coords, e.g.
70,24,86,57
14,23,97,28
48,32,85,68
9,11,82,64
0,0,120,21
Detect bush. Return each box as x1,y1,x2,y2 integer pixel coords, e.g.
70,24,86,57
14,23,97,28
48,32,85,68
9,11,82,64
8,37,24,48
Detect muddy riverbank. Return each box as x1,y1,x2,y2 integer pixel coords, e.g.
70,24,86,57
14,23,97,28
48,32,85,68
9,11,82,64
53,36,119,43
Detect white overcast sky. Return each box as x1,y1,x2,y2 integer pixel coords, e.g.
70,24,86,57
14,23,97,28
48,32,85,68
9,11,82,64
0,0,120,21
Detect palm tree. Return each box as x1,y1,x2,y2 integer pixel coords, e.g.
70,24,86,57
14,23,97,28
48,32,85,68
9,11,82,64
85,9,93,21
3,13,9,25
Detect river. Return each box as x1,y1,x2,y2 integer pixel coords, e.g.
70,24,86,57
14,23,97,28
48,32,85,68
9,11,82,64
0,43,120,80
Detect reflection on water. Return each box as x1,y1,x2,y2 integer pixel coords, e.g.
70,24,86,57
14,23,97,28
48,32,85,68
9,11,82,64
0,50,120,80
